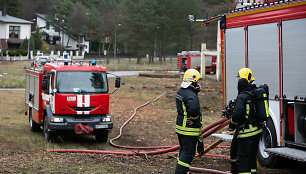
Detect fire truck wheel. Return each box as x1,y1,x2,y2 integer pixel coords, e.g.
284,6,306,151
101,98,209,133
95,131,108,143
43,118,56,142
29,108,40,132
257,118,279,168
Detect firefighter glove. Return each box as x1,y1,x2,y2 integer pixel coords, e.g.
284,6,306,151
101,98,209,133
197,136,204,156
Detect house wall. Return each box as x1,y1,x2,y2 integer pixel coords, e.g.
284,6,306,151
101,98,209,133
85,41,89,53
0,23,31,39
0,23,7,38
18,24,31,39
60,31,77,48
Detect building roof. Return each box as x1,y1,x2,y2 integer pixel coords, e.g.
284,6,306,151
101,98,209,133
35,13,47,21
0,11,33,24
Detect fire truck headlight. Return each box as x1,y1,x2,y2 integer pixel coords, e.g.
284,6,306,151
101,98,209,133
102,116,112,122
51,117,64,123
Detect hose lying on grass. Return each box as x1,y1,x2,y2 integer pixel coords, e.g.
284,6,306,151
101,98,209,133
48,93,231,173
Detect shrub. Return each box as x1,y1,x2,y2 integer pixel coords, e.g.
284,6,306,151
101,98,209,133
7,49,28,56
2,50,7,56
21,50,28,56
8,50,16,56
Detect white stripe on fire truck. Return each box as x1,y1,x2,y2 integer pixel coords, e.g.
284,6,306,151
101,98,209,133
77,95,82,107
77,111,83,115
84,111,89,115
84,95,90,107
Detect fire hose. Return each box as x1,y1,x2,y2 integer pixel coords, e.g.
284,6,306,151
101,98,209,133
48,93,231,173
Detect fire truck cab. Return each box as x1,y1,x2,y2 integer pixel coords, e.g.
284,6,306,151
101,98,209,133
25,59,120,142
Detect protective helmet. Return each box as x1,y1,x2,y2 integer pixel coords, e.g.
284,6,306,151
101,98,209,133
236,68,254,83
181,69,200,88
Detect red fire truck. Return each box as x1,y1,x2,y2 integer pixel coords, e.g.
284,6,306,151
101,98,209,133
218,0,306,167
177,51,217,74
25,58,120,142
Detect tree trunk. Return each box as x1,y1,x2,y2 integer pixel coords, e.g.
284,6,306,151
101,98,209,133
137,57,141,64
107,42,111,64
149,54,153,64
98,42,101,58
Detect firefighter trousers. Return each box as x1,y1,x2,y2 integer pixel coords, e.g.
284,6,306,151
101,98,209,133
175,134,198,174
230,131,261,174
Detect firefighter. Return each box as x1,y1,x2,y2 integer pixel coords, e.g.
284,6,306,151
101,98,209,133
228,68,263,174
175,69,204,174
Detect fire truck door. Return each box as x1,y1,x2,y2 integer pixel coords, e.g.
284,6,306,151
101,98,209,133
282,18,306,100
225,27,245,104
248,22,279,99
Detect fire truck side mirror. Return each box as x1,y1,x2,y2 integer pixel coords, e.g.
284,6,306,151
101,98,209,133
42,75,48,92
115,77,120,88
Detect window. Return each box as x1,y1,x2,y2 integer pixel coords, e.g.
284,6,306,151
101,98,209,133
9,26,20,38
56,71,108,94
50,73,55,92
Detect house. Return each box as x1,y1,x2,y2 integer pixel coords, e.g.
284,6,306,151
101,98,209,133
0,10,32,50
35,13,90,53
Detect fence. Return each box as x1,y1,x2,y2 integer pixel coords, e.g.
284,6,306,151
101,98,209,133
1,50,86,61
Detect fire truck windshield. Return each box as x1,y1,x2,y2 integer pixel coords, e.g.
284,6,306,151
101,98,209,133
56,71,108,94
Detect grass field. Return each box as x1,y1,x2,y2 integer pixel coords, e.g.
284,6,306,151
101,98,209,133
0,61,31,88
99,58,178,71
0,59,177,88
0,61,300,173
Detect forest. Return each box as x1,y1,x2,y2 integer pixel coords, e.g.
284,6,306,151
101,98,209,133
1,0,228,57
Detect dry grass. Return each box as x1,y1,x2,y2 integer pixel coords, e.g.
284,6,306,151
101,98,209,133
0,61,293,173
86,58,178,71
0,60,177,88
0,61,31,88
0,71,229,173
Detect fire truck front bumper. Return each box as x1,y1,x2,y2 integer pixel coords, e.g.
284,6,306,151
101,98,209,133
48,115,113,131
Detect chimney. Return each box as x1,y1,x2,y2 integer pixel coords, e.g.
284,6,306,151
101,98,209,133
2,4,7,16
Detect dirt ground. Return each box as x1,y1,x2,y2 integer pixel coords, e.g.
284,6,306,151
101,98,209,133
0,73,305,174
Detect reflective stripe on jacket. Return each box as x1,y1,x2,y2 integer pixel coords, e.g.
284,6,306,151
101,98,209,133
175,86,202,136
230,88,262,138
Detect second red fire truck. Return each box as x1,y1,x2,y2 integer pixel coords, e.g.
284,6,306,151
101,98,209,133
177,51,217,74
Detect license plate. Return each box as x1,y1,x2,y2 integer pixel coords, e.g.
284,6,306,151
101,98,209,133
95,124,108,129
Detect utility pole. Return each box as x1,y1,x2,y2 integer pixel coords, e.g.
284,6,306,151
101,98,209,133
0,39,3,61
154,26,160,60
27,37,30,60
114,31,117,60
114,23,121,63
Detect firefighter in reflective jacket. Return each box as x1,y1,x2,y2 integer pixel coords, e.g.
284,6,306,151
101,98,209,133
229,68,263,174
175,69,204,174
